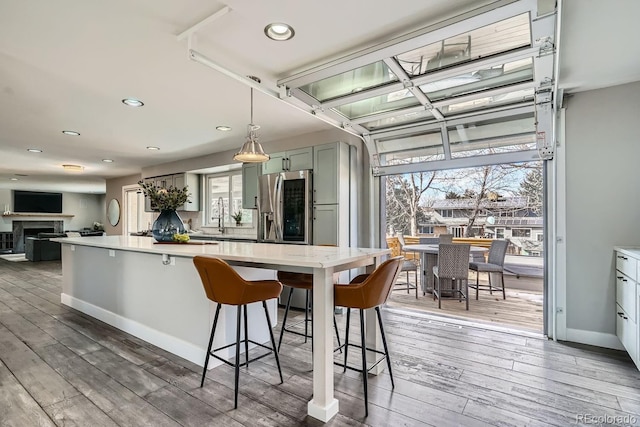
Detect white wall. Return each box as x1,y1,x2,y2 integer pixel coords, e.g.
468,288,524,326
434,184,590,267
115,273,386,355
564,81,640,342
0,190,104,232
63,193,105,231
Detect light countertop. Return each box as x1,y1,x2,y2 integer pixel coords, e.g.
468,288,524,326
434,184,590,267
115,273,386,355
52,235,389,269
614,247,640,258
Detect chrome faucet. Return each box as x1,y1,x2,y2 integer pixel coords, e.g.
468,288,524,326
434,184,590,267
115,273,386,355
217,197,225,234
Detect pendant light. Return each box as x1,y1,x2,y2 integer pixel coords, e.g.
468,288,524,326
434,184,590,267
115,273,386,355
233,77,270,163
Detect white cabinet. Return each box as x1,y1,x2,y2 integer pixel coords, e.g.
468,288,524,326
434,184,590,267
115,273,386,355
261,147,313,174
242,163,259,209
615,249,639,367
143,173,200,212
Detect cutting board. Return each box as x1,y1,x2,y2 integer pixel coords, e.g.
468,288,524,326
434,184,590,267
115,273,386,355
153,241,218,245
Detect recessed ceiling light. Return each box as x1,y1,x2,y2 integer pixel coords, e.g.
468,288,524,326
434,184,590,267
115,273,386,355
216,126,232,131
9,178,18,181
146,146,160,150
62,164,84,172
102,159,114,163
27,148,42,153
122,98,144,107
264,23,295,41
62,130,80,136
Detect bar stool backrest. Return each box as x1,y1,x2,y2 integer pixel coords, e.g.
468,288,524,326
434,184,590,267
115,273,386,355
193,256,248,305
337,256,403,309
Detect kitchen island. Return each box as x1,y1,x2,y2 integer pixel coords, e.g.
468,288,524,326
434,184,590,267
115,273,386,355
54,235,389,422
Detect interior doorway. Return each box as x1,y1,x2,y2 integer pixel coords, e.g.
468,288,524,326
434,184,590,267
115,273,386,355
381,160,545,334
122,185,154,236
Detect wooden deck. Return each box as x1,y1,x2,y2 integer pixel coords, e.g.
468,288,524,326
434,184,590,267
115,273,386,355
387,275,544,333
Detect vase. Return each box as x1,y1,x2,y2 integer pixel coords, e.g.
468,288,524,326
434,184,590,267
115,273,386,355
152,209,186,242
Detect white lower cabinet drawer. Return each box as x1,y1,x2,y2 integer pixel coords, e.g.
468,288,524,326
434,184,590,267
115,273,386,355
616,252,637,281
616,273,636,322
617,303,637,362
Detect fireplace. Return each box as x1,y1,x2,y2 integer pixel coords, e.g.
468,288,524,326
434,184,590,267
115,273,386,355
12,220,64,253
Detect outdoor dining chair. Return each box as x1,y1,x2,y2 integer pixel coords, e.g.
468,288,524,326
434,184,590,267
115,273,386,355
433,243,471,310
438,234,453,243
393,234,420,298
469,239,509,299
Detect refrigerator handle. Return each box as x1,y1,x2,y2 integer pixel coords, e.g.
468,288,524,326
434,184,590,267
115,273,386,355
274,174,283,241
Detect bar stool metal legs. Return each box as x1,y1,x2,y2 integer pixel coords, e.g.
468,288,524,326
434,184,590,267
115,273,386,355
200,302,283,409
339,307,395,417
200,303,221,387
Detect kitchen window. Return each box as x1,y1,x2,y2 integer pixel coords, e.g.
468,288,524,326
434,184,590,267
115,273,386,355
205,172,254,228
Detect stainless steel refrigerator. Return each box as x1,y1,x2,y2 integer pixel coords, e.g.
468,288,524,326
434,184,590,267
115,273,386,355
257,170,312,245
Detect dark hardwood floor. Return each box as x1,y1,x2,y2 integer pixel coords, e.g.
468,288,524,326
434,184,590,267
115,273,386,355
1,259,639,426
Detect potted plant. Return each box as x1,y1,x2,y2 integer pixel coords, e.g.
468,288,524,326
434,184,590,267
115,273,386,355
138,180,191,242
232,211,243,226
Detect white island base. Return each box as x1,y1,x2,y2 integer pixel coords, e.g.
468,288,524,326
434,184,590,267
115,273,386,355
55,235,390,423
60,244,278,368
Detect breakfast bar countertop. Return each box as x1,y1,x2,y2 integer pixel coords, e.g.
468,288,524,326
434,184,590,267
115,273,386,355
53,235,387,270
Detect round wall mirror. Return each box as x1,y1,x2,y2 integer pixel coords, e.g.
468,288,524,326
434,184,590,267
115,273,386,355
107,198,120,226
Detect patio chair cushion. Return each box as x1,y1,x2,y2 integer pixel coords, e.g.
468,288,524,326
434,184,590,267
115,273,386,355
401,259,418,271
469,262,504,273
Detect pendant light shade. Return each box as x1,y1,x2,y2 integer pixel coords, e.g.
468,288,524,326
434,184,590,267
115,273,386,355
233,124,269,162
233,82,270,163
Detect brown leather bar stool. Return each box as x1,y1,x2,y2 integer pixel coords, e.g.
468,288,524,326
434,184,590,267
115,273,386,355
334,256,403,417
193,256,283,409
277,271,342,353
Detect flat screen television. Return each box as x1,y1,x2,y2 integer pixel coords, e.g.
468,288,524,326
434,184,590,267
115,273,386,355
13,191,63,213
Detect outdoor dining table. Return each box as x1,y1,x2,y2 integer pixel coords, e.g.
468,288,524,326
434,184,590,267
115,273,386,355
403,244,488,295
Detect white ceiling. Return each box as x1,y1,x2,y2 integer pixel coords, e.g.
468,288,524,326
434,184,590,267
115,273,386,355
1,0,639,193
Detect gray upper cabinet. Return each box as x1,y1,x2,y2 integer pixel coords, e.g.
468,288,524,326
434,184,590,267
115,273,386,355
313,142,349,205
242,163,259,209
261,152,286,175
287,147,313,171
173,173,200,211
144,172,200,212
261,147,313,174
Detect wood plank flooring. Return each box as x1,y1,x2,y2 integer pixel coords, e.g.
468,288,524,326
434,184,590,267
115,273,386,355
1,259,639,426
387,275,544,333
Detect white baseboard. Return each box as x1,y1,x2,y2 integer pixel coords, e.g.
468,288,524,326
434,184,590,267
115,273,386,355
61,293,214,368
565,328,624,350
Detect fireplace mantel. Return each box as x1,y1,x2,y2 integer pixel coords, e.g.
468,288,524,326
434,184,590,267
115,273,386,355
3,213,74,218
